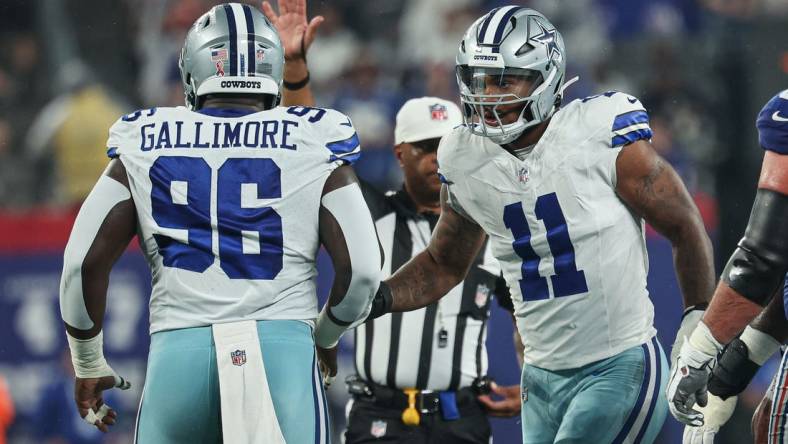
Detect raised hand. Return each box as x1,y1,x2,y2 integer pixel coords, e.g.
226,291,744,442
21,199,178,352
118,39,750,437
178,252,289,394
261,0,324,61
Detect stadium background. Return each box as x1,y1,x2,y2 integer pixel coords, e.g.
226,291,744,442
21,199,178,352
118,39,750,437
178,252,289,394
0,0,785,442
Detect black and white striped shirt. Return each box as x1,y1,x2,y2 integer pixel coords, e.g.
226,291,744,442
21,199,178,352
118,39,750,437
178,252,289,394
354,184,509,390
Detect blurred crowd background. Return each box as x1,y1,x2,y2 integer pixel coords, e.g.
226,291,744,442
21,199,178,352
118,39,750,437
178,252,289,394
0,0,786,442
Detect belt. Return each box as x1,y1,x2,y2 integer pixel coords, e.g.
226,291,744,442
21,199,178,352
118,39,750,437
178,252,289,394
347,377,479,415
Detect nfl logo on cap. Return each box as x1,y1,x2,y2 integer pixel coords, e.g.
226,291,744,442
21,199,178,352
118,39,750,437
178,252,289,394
430,103,448,121
231,349,246,366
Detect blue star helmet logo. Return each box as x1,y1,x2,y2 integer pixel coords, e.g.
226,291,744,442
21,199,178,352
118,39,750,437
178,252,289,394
530,19,561,63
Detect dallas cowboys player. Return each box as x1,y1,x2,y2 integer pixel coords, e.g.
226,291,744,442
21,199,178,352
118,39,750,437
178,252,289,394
59,4,381,443
364,6,715,443
668,90,788,442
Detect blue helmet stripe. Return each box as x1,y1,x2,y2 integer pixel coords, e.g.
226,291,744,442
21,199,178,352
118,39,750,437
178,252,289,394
224,4,238,76
612,110,649,131
242,4,255,76
612,128,653,147
491,6,523,53
477,7,500,44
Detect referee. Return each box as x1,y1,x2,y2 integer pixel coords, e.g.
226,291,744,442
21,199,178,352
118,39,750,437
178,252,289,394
344,97,516,444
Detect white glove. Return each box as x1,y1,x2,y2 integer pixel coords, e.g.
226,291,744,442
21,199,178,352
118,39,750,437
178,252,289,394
672,309,704,365
667,322,723,426
682,394,737,444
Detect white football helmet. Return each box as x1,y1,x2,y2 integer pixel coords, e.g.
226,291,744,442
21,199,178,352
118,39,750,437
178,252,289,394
456,6,567,145
179,3,284,110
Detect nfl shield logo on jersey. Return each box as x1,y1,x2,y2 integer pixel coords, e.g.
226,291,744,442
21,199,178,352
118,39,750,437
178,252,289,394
429,104,448,121
474,283,491,308
231,349,246,366
370,420,387,438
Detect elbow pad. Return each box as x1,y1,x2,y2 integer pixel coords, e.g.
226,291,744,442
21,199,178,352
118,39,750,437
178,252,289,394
315,183,381,347
721,189,788,306
708,326,781,399
60,175,131,330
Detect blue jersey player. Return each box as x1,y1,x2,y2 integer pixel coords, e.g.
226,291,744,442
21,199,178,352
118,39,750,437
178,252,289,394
668,90,788,444
58,4,382,443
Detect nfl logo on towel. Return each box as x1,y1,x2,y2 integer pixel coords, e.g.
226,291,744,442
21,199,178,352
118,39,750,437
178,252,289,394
475,283,491,308
370,420,387,438
231,349,246,366
429,103,448,121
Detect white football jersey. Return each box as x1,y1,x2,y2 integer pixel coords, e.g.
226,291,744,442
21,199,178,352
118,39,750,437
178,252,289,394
107,105,360,333
437,92,657,370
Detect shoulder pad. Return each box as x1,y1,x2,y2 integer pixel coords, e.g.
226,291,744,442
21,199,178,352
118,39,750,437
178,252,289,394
284,106,360,165
106,108,158,158
757,90,788,155
576,91,652,148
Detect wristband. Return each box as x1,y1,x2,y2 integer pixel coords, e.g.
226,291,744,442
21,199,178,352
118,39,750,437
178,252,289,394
283,71,310,90
367,282,393,320
67,331,113,379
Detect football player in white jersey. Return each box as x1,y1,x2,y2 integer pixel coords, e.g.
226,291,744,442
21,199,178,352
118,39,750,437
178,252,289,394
362,6,716,443
58,4,381,443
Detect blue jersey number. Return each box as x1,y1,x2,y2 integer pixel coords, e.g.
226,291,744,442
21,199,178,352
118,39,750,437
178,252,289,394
150,156,283,279
503,193,588,301
286,106,326,122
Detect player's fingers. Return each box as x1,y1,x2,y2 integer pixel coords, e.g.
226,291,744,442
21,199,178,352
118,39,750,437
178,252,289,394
293,0,305,17
304,16,324,48
261,1,278,23
696,389,708,408
114,374,131,390
279,0,291,15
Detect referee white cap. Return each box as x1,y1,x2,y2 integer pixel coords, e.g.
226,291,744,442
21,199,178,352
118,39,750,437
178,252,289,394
394,97,463,145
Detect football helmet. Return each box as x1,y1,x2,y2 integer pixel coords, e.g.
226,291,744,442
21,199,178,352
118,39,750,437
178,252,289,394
179,3,284,110
456,6,567,144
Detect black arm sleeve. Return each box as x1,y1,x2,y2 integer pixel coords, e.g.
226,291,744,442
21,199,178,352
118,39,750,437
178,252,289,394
721,188,788,306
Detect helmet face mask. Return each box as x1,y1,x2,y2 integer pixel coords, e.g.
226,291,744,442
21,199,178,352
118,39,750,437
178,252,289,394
179,3,284,110
456,7,566,145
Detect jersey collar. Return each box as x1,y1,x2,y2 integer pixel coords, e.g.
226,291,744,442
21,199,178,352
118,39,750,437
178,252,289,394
197,107,257,118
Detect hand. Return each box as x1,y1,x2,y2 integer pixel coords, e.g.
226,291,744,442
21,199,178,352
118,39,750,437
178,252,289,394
316,345,337,388
682,394,737,444
74,374,130,432
477,382,521,417
261,0,324,61
667,339,716,426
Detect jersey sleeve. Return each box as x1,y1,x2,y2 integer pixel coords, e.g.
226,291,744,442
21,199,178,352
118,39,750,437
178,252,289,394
316,108,361,165
757,90,788,155
106,108,156,158
106,116,135,159
436,129,479,223
607,93,653,148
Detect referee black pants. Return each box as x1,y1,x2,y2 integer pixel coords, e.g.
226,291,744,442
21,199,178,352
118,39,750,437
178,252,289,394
344,393,491,443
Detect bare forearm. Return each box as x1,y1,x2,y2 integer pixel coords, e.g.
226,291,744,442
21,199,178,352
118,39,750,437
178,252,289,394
387,250,464,312
704,283,764,343
671,224,716,308
282,59,315,107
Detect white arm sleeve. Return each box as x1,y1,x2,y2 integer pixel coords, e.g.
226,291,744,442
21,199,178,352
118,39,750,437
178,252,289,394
314,182,381,348
60,174,131,330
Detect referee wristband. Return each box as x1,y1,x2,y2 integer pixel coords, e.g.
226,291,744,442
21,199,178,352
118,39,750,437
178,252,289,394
283,71,310,90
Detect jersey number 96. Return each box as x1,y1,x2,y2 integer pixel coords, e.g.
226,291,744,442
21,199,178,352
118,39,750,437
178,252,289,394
149,156,283,280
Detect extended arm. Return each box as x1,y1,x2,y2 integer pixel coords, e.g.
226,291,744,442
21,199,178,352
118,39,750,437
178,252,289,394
262,0,320,107
315,165,382,349
383,185,486,312
703,150,788,342
59,159,136,431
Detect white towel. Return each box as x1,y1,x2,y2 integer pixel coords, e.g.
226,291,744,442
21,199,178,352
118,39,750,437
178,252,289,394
213,320,286,444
